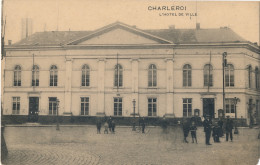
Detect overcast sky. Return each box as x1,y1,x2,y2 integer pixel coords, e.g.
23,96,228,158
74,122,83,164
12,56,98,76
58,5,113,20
2,0,259,44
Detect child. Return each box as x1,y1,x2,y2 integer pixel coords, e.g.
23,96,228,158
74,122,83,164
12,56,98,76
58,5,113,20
190,121,197,144
104,121,109,134
212,122,220,142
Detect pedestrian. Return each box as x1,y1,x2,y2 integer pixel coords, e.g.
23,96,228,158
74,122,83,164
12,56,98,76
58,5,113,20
104,121,109,134
218,118,224,137
225,116,233,142
212,122,220,143
141,117,145,133
203,115,212,145
190,121,197,144
108,116,112,132
96,119,102,134
161,116,169,133
182,119,190,143
111,120,115,133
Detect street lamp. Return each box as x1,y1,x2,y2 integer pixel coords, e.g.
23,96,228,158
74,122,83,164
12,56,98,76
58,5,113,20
222,52,227,118
132,99,136,131
233,97,240,134
56,99,60,131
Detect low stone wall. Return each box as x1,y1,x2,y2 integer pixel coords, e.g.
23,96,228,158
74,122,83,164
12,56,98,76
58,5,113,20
1,115,248,127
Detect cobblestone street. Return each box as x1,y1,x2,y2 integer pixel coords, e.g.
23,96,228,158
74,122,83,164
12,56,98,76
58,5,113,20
2,126,260,165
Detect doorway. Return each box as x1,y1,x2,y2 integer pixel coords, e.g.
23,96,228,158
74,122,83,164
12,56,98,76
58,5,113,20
203,98,215,118
28,97,39,122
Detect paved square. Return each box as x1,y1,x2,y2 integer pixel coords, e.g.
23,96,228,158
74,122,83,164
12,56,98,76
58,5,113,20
2,126,260,165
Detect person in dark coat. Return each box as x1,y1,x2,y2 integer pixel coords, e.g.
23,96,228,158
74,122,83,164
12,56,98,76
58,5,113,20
182,119,190,143
140,117,145,133
218,118,224,137
203,115,212,145
108,116,112,132
96,119,102,134
190,121,197,143
225,116,233,141
161,116,169,133
212,122,220,143
111,120,116,133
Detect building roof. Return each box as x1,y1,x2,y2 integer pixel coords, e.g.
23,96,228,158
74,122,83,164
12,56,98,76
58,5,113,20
13,22,247,46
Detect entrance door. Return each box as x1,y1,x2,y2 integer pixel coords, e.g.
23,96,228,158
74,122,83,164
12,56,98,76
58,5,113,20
28,97,39,122
203,98,215,118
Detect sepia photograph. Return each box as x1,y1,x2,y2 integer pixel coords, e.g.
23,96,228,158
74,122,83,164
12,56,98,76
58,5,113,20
1,0,260,164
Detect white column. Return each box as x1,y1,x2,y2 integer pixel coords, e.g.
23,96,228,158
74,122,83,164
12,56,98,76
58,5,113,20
97,58,106,115
165,58,174,117
64,58,72,114
131,58,139,115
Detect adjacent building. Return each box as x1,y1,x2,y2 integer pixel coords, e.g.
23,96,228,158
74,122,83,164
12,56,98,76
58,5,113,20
2,22,260,124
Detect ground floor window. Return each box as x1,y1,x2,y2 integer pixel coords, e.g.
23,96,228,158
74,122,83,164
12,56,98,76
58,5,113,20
49,97,57,115
225,99,235,113
183,98,192,117
114,97,122,116
148,98,157,116
81,97,89,115
12,97,20,114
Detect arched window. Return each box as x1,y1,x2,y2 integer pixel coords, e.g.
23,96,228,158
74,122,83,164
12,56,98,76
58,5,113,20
114,64,123,87
225,64,234,87
248,65,252,88
183,64,192,87
32,65,39,86
255,67,259,89
204,64,213,87
14,65,21,86
50,65,58,86
148,64,157,87
81,64,90,86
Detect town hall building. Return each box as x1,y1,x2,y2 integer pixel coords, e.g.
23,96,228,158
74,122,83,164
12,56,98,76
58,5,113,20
2,22,260,125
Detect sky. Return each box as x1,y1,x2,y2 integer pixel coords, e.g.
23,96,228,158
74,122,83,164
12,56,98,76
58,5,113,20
2,0,259,44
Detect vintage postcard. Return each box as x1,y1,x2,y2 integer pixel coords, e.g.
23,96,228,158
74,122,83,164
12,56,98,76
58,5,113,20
1,0,260,165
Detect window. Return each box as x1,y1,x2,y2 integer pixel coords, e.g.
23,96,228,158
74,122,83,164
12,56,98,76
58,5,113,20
248,65,252,88
204,64,213,87
148,98,157,116
114,64,123,87
183,98,192,117
32,65,39,86
225,64,234,87
183,64,192,87
14,65,21,86
81,65,90,86
225,99,235,113
114,97,122,116
50,65,58,86
81,97,89,115
49,97,57,115
148,64,157,87
12,97,20,114
255,67,259,89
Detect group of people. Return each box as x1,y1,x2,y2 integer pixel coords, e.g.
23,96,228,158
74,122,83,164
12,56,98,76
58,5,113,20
183,115,234,145
96,116,116,134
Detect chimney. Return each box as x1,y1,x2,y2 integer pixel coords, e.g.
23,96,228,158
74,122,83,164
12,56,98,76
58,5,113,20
169,25,175,29
196,23,200,30
8,40,12,45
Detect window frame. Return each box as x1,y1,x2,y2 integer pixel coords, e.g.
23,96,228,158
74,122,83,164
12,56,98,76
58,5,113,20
203,64,213,87
32,65,39,87
14,65,21,86
225,64,234,87
148,98,157,117
183,64,192,87
183,98,192,117
48,97,57,115
50,65,58,87
81,64,90,87
148,64,157,87
80,97,90,116
225,98,235,114
114,97,122,116
12,97,20,114
114,64,123,87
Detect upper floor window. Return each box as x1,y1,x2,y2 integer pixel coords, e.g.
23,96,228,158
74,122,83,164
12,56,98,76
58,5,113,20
114,64,123,87
248,65,252,88
32,65,39,86
255,67,259,89
204,64,213,87
12,97,20,114
82,65,90,86
183,64,192,87
50,65,58,86
148,64,157,87
225,64,234,87
14,65,21,86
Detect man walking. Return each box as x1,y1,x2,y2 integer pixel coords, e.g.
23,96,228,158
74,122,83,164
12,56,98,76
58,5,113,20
203,115,212,145
225,116,233,142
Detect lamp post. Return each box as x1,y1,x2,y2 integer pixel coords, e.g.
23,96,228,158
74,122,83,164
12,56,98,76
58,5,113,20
56,99,60,131
234,97,240,134
222,52,227,118
132,99,136,131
